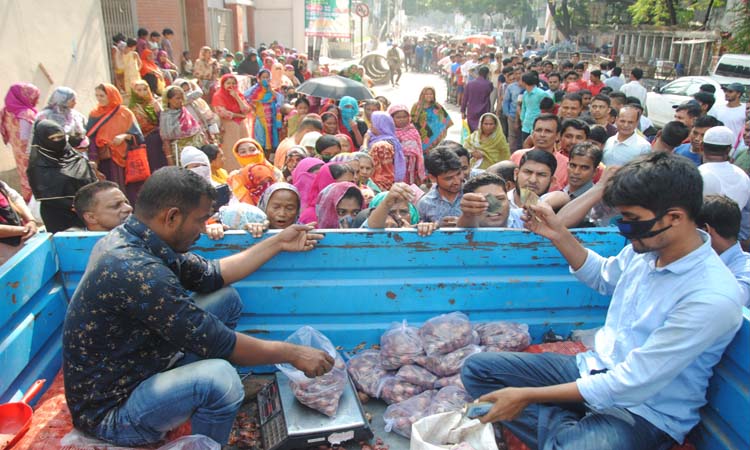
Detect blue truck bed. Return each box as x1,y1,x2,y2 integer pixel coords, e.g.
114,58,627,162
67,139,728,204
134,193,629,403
1,229,747,449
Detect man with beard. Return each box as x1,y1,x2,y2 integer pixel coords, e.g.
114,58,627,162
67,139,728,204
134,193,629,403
511,114,568,191
462,152,742,450
458,172,524,229
508,149,557,212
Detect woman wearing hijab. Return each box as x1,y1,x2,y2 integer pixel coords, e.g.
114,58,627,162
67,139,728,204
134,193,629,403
315,182,364,229
1,83,40,201
160,85,206,164
257,182,301,229
27,120,97,232
193,46,221,101
129,80,168,171
172,78,220,143
86,83,145,204
212,74,251,170
292,157,324,208
367,111,406,191
337,96,367,148
179,146,216,185
122,39,142,98
244,69,284,154
231,137,283,179
282,146,306,183
298,162,339,224
139,49,165,95
411,86,453,154
228,163,276,205
388,104,426,185
35,87,89,151
465,112,510,169
284,65,300,87
156,50,179,85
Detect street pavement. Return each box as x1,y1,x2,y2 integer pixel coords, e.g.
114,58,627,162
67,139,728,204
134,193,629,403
369,70,464,143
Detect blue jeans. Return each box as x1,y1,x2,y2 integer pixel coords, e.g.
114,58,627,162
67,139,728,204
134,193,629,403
93,287,245,446
461,352,675,450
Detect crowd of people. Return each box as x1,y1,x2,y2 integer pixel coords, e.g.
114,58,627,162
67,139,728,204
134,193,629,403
0,27,749,449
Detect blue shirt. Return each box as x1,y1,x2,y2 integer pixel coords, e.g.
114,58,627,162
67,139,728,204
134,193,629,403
572,231,742,443
674,143,701,166
720,241,750,307
417,186,462,223
520,87,553,133
63,216,235,434
502,82,523,118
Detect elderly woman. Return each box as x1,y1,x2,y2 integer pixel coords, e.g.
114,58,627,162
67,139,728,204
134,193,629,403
172,78,220,143
27,120,97,232
212,74,251,170
367,111,406,191
85,83,145,204
465,112,510,169
35,87,89,151
1,83,40,200
193,46,220,101
388,104,425,185
160,85,206,165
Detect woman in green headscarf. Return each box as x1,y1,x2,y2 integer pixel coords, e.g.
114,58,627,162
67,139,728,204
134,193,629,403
129,80,169,170
465,112,510,169
363,182,437,236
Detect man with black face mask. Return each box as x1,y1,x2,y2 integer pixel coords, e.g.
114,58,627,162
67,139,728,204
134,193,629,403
462,152,743,450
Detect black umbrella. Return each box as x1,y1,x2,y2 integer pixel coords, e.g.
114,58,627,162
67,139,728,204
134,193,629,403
296,75,374,100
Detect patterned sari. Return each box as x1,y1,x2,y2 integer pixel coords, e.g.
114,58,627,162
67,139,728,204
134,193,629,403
411,87,453,154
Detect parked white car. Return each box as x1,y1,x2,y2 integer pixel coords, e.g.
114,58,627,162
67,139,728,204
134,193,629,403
645,76,725,128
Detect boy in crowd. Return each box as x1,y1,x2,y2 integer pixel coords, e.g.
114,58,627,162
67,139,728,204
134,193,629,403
458,173,524,229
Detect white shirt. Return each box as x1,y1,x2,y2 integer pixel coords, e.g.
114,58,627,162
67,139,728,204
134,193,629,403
700,161,750,209
620,80,647,106
710,103,747,150
602,132,651,166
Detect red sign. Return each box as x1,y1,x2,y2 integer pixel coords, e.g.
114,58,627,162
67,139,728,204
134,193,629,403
354,2,369,18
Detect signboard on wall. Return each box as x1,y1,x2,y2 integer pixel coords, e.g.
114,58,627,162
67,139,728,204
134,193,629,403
304,0,352,39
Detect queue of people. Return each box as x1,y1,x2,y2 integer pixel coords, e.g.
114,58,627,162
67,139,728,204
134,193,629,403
0,28,749,450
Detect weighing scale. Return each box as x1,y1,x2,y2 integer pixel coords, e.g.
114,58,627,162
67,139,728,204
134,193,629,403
257,372,373,450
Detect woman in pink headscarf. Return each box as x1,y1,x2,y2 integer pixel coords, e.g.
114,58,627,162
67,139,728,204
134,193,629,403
292,157,324,207
0,83,40,201
314,182,364,229
270,62,293,91
388,104,425,185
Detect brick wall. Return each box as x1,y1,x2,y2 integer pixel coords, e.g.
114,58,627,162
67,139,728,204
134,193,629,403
135,0,186,63
184,0,209,60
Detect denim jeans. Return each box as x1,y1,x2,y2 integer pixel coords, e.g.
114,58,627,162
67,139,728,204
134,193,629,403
93,287,245,446
461,352,675,450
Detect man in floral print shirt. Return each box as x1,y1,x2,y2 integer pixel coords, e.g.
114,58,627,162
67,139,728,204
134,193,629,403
63,167,331,446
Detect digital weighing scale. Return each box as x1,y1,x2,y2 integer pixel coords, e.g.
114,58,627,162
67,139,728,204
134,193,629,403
257,372,373,450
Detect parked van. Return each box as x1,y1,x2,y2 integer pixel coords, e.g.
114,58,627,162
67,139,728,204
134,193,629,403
711,53,750,100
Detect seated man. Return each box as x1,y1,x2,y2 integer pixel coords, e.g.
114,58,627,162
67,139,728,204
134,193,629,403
697,194,750,307
63,167,332,446
462,152,743,450
417,146,464,226
458,172,524,228
73,181,133,231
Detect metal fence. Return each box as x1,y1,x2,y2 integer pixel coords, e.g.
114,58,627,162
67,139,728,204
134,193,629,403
100,0,137,82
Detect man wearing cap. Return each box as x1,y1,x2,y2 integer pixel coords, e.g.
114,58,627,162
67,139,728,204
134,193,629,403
673,100,702,129
699,126,750,213
710,83,747,150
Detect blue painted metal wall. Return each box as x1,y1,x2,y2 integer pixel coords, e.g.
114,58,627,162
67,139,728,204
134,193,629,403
0,233,67,405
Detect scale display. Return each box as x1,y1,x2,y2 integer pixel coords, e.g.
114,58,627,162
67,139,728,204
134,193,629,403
257,372,372,450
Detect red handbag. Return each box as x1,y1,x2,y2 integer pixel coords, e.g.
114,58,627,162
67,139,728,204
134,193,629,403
124,144,151,184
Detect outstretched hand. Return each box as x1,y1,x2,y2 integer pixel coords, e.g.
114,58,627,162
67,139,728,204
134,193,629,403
274,223,324,252
523,203,565,241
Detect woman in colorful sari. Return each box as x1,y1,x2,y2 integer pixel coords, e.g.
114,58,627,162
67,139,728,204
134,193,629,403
27,120,97,232
411,86,453,154
129,80,168,171
156,50,179,85
227,163,276,206
172,78,220,143
465,112,510,169
315,182,364,229
1,83,40,201
388,104,426,185
139,49,165,96
367,111,406,191
338,96,367,148
292,157,324,208
35,86,89,151
244,69,283,154
193,46,220,102
85,83,144,204
212,74,251,170
160,85,206,165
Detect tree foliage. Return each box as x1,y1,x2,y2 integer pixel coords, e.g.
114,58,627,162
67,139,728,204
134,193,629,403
725,0,750,52
546,0,591,39
628,0,726,26
414,0,534,27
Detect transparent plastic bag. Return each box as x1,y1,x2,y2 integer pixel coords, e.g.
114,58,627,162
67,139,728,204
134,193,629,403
416,345,483,377
376,374,427,404
434,374,465,390
60,431,219,450
419,312,473,356
473,321,531,353
347,349,390,397
379,320,425,370
428,385,473,416
396,364,438,388
276,326,347,416
383,390,436,438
